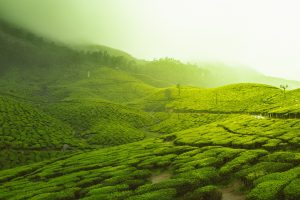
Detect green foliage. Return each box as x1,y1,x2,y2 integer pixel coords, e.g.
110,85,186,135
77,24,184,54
128,188,177,200
283,178,300,200
183,185,222,200
247,180,286,200
238,162,293,186
0,95,85,169
44,101,153,146
140,83,300,118
29,187,79,200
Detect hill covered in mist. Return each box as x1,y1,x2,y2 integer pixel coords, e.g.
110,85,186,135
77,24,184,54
0,19,299,91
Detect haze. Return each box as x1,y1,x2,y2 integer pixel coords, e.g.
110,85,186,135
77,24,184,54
0,0,299,81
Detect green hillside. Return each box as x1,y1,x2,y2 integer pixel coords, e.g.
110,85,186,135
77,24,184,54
0,19,155,103
0,95,88,169
43,101,155,147
138,83,300,116
0,19,299,200
130,58,209,87
0,115,299,200
0,93,160,169
0,19,298,103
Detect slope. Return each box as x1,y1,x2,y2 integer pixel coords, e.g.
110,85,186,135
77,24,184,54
0,95,87,169
43,101,155,147
0,20,161,170
129,59,300,89
138,83,300,116
0,115,299,200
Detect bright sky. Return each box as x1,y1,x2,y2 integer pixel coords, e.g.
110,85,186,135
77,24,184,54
0,0,299,81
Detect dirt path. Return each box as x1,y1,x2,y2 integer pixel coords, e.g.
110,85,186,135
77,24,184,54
150,171,172,184
219,181,246,200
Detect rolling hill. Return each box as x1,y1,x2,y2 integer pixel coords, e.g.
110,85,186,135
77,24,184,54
0,115,299,200
0,95,87,169
137,83,300,116
1,19,299,93
0,19,299,200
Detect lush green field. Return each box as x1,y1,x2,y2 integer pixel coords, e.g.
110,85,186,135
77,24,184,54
0,95,88,169
0,115,299,200
138,83,300,117
0,20,300,200
43,101,155,147
0,94,160,169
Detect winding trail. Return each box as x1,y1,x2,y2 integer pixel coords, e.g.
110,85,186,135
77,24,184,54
219,181,246,200
150,171,171,184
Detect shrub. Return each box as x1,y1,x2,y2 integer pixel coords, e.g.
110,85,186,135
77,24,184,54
182,185,222,200
135,178,192,195
128,188,177,200
247,180,286,200
29,187,79,200
283,178,300,200
176,167,220,187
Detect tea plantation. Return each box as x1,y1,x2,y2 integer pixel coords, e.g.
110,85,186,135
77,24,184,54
139,83,300,116
0,95,161,169
1,19,300,199
43,101,155,146
0,112,299,200
0,95,88,169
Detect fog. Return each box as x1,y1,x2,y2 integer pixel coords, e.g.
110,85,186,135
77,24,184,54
0,0,299,81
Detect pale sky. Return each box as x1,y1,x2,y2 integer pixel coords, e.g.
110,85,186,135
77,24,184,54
0,0,299,81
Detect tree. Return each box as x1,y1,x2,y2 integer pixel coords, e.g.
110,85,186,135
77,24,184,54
280,84,288,99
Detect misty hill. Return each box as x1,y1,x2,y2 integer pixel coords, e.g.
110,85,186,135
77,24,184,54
197,63,300,89
74,44,136,61
0,93,159,169
0,20,158,104
1,19,299,93
132,59,300,89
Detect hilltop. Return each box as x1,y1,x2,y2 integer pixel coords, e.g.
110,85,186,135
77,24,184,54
136,83,300,116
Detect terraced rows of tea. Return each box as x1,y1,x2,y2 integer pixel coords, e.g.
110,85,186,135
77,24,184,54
0,115,299,200
174,115,300,151
0,95,88,169
0,95,161,169
140,83,300,117
42,101,154,146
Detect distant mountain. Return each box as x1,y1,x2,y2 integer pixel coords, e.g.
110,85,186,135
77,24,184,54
197,62,300,89
73,44,135,61
0,18,299,102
